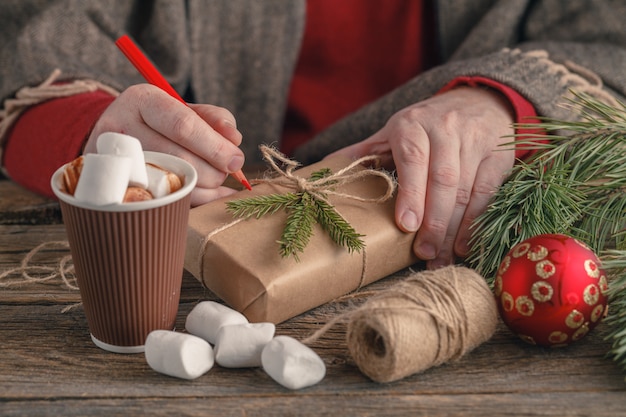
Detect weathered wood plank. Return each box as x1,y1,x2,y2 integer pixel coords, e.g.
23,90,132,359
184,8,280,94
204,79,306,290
0,180,62,225
0,300,623,397
2,224,626,417
1,392,625,417
0,224,211,304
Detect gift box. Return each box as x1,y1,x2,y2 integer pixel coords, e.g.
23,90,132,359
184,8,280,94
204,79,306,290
184,153,418,323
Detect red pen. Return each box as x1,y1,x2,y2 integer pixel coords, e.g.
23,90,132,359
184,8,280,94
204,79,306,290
115,34,252,191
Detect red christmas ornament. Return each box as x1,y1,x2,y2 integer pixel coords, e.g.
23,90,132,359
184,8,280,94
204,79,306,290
494,233,609,347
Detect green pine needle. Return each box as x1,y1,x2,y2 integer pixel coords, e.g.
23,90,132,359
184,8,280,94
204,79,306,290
467,91,626,377
278,193,316,261
226,193,300,218
312,197,365,253
468,92,626,281
225,168,366,261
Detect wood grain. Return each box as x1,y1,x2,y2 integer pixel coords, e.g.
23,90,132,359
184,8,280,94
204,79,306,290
0,181,62,225
1,221,625,416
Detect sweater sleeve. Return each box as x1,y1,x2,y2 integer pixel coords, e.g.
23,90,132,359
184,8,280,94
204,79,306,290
438,75,544,160
2,90,115,198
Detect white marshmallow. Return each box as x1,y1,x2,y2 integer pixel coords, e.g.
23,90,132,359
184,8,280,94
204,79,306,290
185,301,249,344
73,153,132,205
214,322,276,368
96,132,148,188
261,336,326,390
144,330,214,380
146,162,182,198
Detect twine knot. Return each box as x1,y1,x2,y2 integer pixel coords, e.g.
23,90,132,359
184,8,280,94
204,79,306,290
255,145,396,204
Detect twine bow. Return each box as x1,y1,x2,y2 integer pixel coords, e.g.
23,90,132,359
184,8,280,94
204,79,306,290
254,145,396,203
224,145,397,262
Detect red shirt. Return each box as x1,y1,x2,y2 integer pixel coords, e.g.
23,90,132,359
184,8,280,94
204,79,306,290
281,0,430,156
2,0,538,198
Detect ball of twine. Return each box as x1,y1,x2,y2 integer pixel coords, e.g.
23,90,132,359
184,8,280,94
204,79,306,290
346,265,498,383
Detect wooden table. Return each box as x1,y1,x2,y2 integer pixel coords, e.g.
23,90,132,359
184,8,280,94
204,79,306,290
1,178,625,417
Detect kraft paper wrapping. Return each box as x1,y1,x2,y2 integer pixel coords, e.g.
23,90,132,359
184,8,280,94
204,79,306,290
184,155,418,323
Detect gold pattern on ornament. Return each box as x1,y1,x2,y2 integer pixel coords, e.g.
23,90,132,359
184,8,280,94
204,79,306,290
531,281,553,302
565,309,584,329
599,275,609,294
501,292,514,312
584,259,600,278
536,260,556,279
494,275,503,297
575,238,591,251
583,284,600,305
512,242,530,258
515,295,534,316
498,255,511,274
548,331,568,344
527,245,548,261
572,323,589,341
591,304,604,323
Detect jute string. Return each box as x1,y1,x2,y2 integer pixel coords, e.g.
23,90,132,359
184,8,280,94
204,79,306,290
0,68,119,175
0,240,77,290
197,145,396,290
252,145,396,203
0,240,82,312
303,265,498,383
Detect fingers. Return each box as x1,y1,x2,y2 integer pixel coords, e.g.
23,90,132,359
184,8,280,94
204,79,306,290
351,87,516,268
426,157,477,269
88,84,246,195
409,131,460,263
112,122,230,190
452,148,515,258
137,89,245,175
189,103,242,146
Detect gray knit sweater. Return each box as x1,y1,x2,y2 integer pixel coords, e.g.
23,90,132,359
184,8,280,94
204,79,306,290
1,0,625,164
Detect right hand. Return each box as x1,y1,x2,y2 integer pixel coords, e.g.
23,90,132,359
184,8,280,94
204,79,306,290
84,84,245,206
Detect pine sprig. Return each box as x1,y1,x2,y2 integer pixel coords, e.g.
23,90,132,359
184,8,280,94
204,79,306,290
226,193,301,218
312,197,365,254
278,193,316,261
468,92,626,281
603,249,626,376
225,168,366,261
467,91,626,376
468,159,587,280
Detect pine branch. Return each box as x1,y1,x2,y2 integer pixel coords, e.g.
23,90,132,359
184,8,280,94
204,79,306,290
467,91,626,377
603,249,626,377
278,193,316,261
226,193,300,218
226,168,367,261
468,92,626,282
468,159,587,281
313,197,365,253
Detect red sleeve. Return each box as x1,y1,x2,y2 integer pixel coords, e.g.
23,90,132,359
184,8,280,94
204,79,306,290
438,76,545,160
2,90,115,198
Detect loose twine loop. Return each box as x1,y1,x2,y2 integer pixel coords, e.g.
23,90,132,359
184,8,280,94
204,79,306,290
303,265,498,383
254,145,396,204
1,240,81,312
0,240,77,290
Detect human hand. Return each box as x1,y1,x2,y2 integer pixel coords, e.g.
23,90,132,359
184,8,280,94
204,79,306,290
328,86,516,268
84,84,245,206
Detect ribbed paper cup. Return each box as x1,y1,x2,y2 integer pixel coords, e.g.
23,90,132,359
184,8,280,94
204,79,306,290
51,151,197,353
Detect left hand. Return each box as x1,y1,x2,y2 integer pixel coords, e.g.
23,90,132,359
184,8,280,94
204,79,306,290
328,86,516,269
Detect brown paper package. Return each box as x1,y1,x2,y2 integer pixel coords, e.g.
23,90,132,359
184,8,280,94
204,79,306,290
185,156,418,323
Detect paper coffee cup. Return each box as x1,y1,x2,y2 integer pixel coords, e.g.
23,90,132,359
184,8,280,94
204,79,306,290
51,151,197,353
